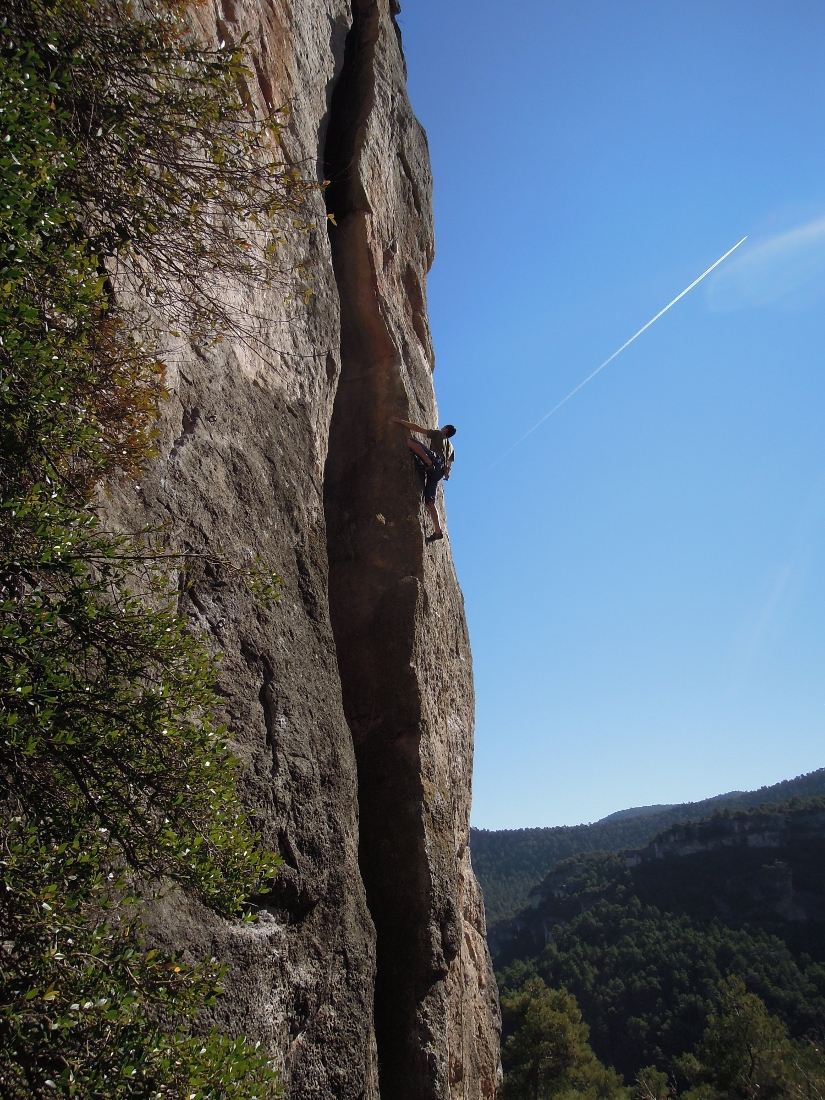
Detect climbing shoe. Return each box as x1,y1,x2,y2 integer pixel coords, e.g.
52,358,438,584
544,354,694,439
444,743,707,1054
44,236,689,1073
427,532,444,543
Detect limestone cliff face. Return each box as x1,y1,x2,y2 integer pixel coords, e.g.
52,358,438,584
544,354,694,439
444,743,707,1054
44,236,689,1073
103,1,500,1097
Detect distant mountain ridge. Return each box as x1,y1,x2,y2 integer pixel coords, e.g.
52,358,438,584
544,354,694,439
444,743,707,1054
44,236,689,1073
470,767,825,924
597,804,676,822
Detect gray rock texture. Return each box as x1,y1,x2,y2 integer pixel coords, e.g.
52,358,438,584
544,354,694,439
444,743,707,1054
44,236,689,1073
103,0,500,1096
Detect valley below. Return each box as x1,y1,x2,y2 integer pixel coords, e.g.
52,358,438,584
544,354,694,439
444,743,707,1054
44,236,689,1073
475,769,825,1088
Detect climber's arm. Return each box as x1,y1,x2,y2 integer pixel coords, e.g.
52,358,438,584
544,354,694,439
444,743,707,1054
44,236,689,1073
391,416,431,434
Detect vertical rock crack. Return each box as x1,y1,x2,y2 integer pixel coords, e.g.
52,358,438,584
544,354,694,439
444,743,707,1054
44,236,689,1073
322,2,444,1097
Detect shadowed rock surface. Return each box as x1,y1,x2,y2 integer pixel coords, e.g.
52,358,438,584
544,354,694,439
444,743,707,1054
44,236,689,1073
102,0,500,1097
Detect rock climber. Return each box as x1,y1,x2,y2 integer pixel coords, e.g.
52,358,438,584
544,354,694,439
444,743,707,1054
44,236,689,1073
391,416,456,542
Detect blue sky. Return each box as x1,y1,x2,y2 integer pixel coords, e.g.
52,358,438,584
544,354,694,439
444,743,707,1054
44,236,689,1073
399,0,825,829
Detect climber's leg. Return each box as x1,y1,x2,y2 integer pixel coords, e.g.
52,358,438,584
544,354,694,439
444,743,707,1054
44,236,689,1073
423,471,443,538
406,438,434,465
425,502,443,539
405,438,443,539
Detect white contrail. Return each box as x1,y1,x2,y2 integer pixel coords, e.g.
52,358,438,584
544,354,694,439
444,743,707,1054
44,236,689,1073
489,236,747,469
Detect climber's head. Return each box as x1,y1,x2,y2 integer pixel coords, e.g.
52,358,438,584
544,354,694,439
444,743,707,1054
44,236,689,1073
442,424,457,438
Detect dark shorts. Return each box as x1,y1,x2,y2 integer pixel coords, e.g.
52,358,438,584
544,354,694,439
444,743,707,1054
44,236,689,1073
416,443,446,504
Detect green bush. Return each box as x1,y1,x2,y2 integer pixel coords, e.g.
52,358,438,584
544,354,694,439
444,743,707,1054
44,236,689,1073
0,0,310,1093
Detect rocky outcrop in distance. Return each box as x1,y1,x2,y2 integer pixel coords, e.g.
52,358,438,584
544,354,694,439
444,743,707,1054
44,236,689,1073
489,801,825,968
624,800,825,867
471,767,825,927
103,0,500,1097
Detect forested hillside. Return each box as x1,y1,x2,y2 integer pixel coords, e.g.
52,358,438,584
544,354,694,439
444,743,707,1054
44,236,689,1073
493,797,825,1087
471,767,825,923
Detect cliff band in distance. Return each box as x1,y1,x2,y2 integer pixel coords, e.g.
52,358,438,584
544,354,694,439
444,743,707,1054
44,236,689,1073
103,0,501,1097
